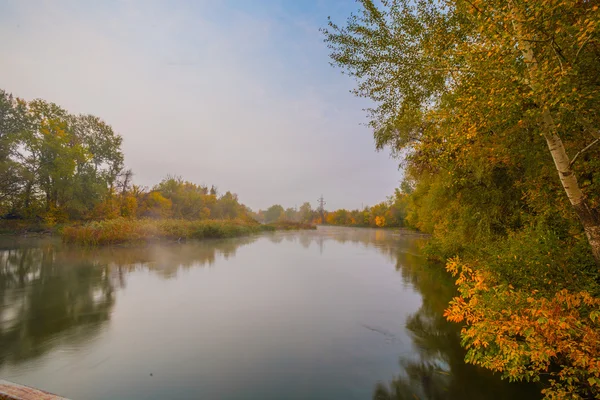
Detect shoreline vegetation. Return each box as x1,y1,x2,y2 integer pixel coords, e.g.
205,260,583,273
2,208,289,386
0,87,416,247
0,88,319,247
0,217,428,246
0,88,322,247
324,1,600,398
7,0,600,394
1,219,315,245
61,219,316,245
252,188,411,229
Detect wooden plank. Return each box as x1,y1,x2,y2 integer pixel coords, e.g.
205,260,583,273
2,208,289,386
0,380,67,400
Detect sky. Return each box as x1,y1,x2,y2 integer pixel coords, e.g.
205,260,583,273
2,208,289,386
0,0,402,211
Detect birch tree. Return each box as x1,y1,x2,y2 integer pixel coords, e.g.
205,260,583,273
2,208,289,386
323,0,600,266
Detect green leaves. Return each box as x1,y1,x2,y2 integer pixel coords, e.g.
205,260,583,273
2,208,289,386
0,90,125,220
325,0,600,397
323,0,454,154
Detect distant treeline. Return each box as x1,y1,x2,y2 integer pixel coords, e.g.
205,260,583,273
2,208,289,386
252,187,410,228
0,89,256,226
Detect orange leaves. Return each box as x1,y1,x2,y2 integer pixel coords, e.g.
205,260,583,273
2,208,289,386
444,257,600,398
444,296,467,323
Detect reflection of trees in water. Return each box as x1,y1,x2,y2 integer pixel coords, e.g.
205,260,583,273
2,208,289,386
267,227,427,258
265,227,539,399
0,229,540,397
373,238,541,400
0,236,257,368
299,234,312,249
78,236,259,280
0,243,114,367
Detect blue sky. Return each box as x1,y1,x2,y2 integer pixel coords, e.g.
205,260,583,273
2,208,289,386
0,0,402,211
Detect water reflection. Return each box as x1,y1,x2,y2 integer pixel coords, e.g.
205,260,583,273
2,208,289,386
0,229,537,399
267,229,539,398
75,236,259,280
0,242,114,367
373,236,541,399
268,227,426,259
0,236,258,368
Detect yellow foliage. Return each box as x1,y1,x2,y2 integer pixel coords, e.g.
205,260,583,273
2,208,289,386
200,207,211,219
93,197,120,220
137,191,172,219
120,195,138,218
444,259,600,398
43,205,68,227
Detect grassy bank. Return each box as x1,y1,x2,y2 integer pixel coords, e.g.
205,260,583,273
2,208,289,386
0,220,57,235
60,218,315,245
266,221,316,231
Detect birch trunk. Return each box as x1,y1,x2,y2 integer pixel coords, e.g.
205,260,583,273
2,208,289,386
512,13,600,267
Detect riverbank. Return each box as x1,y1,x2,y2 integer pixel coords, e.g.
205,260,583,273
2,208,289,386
0,220,54,236
320,224,428,236
1,218,315,245
61,218,315,245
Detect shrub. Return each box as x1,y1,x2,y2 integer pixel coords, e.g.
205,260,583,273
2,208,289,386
61,218,314,245
444,258,600,399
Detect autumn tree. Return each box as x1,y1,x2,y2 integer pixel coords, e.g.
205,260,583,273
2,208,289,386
320,190,408,228
0,90,26,214
214,191,243,219
283,207,297,221
324,0,600,396
0,90,125,221
298,202,314,222
154,176,209,219
264,204,285,223
323,0,600,265
23,100,87,221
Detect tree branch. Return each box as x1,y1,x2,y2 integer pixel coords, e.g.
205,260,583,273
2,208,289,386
570,137,600,168
575,36,592,61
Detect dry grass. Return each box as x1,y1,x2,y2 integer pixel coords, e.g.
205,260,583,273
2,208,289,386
266,221,317,231
61,218,314,245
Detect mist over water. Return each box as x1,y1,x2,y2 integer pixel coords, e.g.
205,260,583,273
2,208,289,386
0,227,538,399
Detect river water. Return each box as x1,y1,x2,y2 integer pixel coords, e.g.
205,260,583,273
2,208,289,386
0,226,538,399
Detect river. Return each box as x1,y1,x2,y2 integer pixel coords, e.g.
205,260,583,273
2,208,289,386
0,226,538,399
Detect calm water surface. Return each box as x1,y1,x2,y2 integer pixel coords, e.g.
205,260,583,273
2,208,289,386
0,227,538,399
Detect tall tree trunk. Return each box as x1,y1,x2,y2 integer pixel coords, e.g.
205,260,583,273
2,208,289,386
23,181,32,211
45,188,51,212
540,107,600,265
511,13,600,266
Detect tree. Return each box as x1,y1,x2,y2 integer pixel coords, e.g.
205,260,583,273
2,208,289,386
154,176,208,219
72,114,124,187
68,114,124,218
216,191,242,219
503,1,600,265
298,202,314,222
264,205,285,223
324,1,600,396
323,0,600,266
0,90,27,214
0,90,125,221
284,207,297,221
387,189,409,227
24,100,88,220
137,191,172,219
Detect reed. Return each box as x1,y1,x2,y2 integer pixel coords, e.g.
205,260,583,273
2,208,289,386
61,218,314,245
